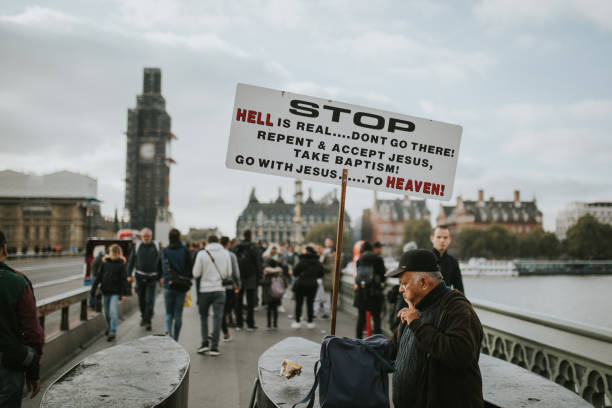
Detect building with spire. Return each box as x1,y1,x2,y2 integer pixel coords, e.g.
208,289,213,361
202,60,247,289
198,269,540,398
124,68,175,235
235,181,350,244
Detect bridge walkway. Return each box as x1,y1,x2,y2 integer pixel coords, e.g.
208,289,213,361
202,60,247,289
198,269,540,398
26,292,357,408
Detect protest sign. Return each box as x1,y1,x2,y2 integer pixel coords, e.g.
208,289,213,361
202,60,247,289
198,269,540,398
226,84,462,201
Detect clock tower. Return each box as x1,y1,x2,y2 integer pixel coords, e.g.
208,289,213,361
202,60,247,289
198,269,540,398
124,68,174,234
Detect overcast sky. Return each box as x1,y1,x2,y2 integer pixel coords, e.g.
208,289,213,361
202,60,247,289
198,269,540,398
1,1,611,236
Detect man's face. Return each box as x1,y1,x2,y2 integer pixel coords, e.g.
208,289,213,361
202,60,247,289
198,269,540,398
110,251,120,260
141,230,152,244
398,272,422,304
374,246,382,256
431,228,451,253
325,238,333,249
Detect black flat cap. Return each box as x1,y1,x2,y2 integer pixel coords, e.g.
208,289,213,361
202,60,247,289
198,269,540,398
385,249,439,277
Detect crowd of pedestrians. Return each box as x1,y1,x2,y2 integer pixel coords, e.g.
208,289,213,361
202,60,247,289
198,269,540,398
0,222,477,407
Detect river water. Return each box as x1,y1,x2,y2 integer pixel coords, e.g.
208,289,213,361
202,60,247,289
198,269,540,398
463,275,612,330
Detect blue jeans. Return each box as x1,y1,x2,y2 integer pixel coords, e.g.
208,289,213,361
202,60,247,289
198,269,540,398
164,288,186,341
0,352,25,408
136,278,157,323
103,294,120,333
198,291,226,349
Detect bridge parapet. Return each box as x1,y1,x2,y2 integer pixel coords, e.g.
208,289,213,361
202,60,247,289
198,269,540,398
36,289,138,379
41,335,190,408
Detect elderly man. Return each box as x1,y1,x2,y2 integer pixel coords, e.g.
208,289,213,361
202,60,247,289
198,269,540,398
127,228,161,331
387,249,483,408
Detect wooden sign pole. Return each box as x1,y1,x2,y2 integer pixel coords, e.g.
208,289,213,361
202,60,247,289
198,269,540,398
330,169,348,335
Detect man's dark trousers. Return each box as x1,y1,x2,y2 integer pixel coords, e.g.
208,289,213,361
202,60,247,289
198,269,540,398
235,288,256,328
136,277,157,324
0,351,25,407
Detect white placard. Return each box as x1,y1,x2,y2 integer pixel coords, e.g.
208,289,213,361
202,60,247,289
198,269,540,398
226,83,462,201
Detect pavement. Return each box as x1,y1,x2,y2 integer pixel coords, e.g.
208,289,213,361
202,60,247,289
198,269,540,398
26,291,359,408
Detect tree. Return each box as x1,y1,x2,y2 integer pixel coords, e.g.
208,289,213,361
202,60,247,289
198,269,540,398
402,219,432,250
564,214,612,259
455,227,488,259
304,221,353,255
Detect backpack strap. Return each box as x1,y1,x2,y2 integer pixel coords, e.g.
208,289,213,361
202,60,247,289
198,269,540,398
292,360,320,408
356,339,395,373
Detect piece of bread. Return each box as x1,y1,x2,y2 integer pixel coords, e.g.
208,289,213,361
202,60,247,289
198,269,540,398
280,360,302,379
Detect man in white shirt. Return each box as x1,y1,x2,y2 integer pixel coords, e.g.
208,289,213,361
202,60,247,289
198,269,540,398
193,235,232,356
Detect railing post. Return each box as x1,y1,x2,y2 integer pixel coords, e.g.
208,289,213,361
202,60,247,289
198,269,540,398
80,299,88,321
61,306,69,331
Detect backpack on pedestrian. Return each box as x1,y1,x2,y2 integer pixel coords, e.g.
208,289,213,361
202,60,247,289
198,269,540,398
293,334,394,408
356,264,375,289
234,243,256,279
269,275,286,300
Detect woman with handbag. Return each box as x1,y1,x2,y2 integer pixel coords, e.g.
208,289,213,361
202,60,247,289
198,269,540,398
90,244,129,341
161,229,193,341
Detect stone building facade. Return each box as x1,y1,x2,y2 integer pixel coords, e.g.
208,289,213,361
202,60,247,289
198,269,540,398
436,189,543,236
236,180,350,244
0,170,114,252
368,193,430,254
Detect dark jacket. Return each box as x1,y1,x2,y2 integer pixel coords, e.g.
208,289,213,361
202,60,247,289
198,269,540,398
433,248,464,293
293,252,324,291
353,251,386,310
91,258,129,296
391,284,483,408
161,243,193,288
232,240,262,290
127,242,161,281
0,262,44,380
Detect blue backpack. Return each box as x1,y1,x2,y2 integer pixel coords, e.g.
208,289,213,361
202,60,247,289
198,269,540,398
294,334,394,408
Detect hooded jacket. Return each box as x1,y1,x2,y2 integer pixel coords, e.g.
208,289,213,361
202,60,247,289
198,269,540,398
293,251,324,290
91,258,129,296
192,242,231,293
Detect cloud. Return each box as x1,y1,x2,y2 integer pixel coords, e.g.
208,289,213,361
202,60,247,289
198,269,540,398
143,32,249,58
328,30,495,81
474,0,612,31
0,6,80,27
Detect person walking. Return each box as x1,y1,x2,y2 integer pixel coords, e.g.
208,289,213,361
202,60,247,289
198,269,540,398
262,258,287,330
232,230,262,332
220,236,240,342
90,244,129,341
193,235,231,356
319,238,336,319
161,229,193,341
354,241,386,339
291,246,324,329
0,230,44,407
127,228,161,331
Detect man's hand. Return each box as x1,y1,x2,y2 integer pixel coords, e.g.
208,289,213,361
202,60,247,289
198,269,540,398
127,276,133,283
397,301,420,325
120,296,127,302
27,378,40,398
158,279,162,288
